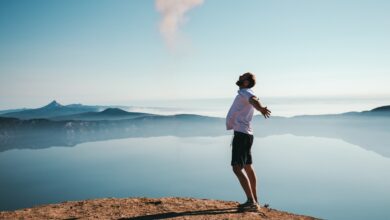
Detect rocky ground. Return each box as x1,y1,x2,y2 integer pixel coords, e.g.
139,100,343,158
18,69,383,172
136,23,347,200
0,197,320,219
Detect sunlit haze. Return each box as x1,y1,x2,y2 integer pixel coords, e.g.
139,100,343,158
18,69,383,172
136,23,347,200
1,0,389,113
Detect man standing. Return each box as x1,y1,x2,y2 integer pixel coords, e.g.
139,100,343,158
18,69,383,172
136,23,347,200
226,72,271,211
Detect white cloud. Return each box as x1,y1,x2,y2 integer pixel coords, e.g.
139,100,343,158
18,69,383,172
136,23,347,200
155,0,204,50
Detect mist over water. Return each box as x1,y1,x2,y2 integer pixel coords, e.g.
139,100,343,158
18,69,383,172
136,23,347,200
124,96,390,117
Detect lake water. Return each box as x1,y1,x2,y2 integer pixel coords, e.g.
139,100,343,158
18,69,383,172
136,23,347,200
0,134,389,219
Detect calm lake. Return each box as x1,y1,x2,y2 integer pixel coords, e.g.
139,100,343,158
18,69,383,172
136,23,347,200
0,134,389,220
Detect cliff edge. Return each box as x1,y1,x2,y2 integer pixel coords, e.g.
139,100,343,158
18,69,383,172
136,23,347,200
0,197,319,220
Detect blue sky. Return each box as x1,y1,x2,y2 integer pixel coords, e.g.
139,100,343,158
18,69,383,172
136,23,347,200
1,0,390,109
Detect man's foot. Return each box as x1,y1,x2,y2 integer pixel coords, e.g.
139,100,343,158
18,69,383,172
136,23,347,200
237,199,252,207
237,200,260,212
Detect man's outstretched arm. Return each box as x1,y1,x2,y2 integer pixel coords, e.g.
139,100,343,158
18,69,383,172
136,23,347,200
249,96,271,118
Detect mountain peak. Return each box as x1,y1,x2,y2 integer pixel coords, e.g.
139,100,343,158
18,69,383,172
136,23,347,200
101,108,128,115
371,105,390,112
43,100,63,109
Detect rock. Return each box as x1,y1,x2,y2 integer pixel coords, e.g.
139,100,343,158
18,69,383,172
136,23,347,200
0,197,320,220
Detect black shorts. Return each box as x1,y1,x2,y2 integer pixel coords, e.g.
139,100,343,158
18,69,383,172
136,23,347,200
231,131,254,167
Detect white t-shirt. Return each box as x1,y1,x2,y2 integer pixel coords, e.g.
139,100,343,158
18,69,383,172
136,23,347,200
226,88,256,135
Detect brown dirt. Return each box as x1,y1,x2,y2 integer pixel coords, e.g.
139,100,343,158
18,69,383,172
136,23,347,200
0,197,320,220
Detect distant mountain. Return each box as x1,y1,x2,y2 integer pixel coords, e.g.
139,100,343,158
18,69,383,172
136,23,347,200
44,100,62,109
0,114,224,152
0,100,103,119
360,105,390,116
101,108,129,115
50,108,156,121
291,105,390,119
371,105,390,111
0,108,29,115
1,104,389,157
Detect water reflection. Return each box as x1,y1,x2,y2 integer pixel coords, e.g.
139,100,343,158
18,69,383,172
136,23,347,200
0,135,389,220
1,115,389,158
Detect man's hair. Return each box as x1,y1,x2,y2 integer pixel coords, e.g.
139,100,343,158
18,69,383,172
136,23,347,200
244,72,256,88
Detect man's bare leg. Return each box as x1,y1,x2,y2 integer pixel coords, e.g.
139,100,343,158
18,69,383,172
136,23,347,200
232,165,254,202
244,164,258,204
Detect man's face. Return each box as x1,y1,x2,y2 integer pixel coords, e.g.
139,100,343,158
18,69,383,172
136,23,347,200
236,74,251,88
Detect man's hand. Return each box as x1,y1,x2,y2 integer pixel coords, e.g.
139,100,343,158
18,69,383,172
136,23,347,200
259,106,271,119
249,96,272,119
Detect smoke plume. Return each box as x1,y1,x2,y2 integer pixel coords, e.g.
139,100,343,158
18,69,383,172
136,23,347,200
155,0,204,50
